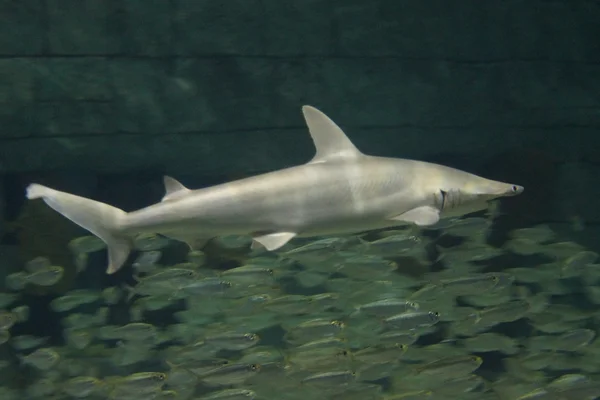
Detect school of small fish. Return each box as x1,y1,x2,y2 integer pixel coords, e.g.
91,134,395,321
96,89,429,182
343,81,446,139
2,215,600,399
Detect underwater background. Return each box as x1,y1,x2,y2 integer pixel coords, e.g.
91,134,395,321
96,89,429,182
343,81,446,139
0,1,600,399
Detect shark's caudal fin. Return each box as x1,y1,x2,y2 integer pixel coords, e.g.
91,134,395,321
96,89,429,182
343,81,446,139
26,184,132,274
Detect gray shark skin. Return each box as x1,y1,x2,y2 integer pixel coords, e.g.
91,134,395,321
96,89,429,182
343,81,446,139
26,106,523,274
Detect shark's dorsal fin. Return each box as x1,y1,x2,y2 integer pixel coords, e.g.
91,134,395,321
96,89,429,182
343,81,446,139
302,105,364,164
162,176,191,202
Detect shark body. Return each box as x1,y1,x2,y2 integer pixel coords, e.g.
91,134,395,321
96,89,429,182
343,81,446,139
26,106,523,274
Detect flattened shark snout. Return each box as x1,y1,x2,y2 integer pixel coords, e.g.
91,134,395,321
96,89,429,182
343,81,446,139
508,185,524,196
495,183,524,197
481,180,524,198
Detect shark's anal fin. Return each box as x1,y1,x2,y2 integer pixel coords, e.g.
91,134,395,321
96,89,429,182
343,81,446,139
107,237,134,274
162,176,191,202
390,206,440,226
252,232,296,251
302,106,364,164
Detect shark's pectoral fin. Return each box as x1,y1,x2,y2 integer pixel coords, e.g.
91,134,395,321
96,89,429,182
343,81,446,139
252,232,297,251
390,206,440,226
302,106,364,164
162,176,191,202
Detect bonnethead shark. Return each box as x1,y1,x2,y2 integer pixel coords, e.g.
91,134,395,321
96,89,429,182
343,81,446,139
26,106,524,274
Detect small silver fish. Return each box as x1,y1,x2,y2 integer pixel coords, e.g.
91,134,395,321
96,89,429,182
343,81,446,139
19,348,60,370
204,332,260,351
354,298,420,318
384,311,440,332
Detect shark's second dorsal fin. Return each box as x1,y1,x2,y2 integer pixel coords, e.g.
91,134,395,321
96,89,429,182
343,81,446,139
302,105,364,164
162,176,191,202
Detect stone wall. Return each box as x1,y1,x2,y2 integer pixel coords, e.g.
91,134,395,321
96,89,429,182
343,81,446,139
0,1,599,224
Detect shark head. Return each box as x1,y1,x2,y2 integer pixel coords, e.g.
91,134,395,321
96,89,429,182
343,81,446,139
434,171,524,218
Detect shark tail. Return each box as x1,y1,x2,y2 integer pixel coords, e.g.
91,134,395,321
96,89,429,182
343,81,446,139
26,183,132,274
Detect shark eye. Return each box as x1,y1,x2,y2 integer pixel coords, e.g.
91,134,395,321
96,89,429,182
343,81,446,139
511,185,520,193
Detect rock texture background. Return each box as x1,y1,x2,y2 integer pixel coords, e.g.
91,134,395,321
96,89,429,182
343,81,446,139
0,0,599,230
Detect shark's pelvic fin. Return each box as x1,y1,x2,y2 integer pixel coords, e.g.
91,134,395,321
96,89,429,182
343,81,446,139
165,233,210,251
252,232,297,251
162,176,191,202
26,184,132,274
302,106,364,164
390,206,441,226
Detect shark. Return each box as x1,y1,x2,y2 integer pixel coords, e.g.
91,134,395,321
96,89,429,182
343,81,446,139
26,106,524,274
